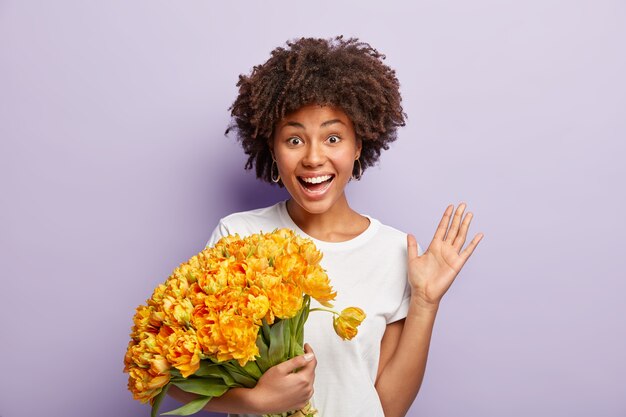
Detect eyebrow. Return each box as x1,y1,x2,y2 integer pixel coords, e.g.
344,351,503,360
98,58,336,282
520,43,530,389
282,119,346,129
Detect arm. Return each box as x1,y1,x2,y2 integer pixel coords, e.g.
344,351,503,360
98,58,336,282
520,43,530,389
168,385,266,414
376,203,483,417
168,344,317,415
375,302,438,417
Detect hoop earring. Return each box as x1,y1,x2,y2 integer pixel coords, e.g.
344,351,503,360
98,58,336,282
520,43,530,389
352,158,362,181
271,159,281,183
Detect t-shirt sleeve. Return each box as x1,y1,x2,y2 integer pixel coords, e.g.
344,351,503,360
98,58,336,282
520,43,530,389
386,283,411,324
205,220,230,249
385,242,424,324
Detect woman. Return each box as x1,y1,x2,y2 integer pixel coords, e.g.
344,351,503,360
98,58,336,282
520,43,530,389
171,36,483,417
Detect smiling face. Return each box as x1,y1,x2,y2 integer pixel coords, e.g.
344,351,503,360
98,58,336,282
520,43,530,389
272,104,362,216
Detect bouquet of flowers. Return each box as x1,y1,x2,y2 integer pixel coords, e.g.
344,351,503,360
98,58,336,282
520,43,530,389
124,228,365,417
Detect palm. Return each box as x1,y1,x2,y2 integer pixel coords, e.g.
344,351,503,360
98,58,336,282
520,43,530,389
407,203,483,307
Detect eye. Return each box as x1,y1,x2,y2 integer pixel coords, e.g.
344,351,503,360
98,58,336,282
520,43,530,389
287,137,302,146
326,135,341,144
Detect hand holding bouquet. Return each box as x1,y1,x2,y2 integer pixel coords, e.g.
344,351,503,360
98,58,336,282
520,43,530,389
124,229,365,417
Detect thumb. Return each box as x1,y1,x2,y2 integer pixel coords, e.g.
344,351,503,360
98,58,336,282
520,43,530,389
279,344,316,374
407,234,420,261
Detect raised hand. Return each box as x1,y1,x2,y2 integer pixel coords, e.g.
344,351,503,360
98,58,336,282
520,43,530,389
407,203,483,309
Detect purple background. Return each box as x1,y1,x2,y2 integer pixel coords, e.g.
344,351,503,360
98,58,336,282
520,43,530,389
1,1,625,417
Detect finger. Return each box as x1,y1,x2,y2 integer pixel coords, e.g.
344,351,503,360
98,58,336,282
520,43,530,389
303,343,317,369
299,343,317,377
452,211,473,251
444,203,466,243
407,234,420,261
433,205,454,241
459,233,484,261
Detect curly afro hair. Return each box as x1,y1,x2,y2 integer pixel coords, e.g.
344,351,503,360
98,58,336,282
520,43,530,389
226,36,406,185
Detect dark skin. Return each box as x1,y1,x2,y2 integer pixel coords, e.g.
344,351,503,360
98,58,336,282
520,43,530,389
168,343,317,414
170,105,483,416
376,203,483,417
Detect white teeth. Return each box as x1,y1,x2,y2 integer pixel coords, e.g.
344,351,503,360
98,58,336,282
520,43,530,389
301,175,333,184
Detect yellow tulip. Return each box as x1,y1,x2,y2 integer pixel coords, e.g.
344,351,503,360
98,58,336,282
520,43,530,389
241,290,270,323
214,313,259,365
147,284,167,308
125,228,367,406
127,367,170,403
186,282,207,307
130,305,152,339
333,307,366,340
166,330,201,378
300,266,336,307
269,282,303,319
149,354,171,375
161,296,194,327
164,275,191,298
198,263,229,295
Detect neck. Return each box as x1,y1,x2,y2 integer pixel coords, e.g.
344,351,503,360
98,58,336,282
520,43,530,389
286,195,369,243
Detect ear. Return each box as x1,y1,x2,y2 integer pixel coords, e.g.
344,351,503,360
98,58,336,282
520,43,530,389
355,138,363,159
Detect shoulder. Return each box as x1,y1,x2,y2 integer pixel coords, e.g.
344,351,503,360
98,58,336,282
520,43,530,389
369,218,424,256
375,221,407,242
218,203,281,228
206,203,284,248
213,202,286,238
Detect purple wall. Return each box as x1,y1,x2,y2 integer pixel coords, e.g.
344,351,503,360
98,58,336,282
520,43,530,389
1,1,625,416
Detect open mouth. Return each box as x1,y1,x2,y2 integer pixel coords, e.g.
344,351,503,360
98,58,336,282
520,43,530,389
298,174,335,193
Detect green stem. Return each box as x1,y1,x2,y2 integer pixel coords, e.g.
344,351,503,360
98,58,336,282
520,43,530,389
309,307,339,315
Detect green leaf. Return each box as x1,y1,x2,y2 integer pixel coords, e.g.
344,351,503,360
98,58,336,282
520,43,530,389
289,332,297,359
220,362,258,388
290,314,302,353
194,361,237,386
255,335,271,372
262,318,272,344
268,319,287,367
241,360,262,379
193,360,213,377
150,383,170,417
293,342,305,357
282,318,293,359
296,296,310,346
161,395,212,416
172,377,229,397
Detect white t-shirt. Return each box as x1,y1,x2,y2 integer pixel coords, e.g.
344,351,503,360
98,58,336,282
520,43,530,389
205,201,423,417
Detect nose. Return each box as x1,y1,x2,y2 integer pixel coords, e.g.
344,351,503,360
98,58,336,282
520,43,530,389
302,141,326,167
